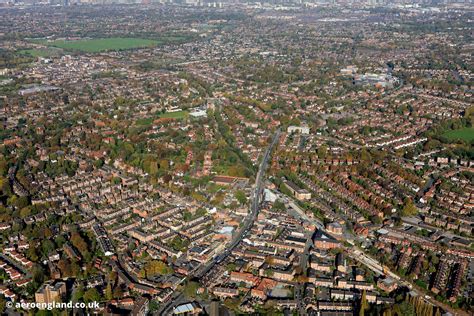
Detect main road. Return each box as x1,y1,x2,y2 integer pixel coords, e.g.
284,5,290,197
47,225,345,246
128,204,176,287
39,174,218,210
157,128,281,315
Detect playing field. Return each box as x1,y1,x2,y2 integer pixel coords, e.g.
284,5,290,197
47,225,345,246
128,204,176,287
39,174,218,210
18,48,59,57
136,111,189,126
42,37,158,53
158,111,189,119
442,127,474,142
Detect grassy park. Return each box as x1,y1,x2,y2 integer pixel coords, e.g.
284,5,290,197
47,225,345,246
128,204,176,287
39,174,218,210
18,48,60,57
442,127,474,142
136,111,189,126
37,37,159,53
158,111,189,119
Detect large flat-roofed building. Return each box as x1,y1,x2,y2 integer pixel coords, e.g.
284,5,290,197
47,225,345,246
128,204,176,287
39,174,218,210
173,302,202,315
211,175,249,187
35,281,66,305
287,125,310,135
283,180,312,201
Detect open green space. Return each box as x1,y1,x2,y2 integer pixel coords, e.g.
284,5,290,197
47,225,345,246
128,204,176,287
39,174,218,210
18,48,60,57
136,111,189,126
37,37,159,53
136,117,155,126
158,111,189,119
442,127,474,142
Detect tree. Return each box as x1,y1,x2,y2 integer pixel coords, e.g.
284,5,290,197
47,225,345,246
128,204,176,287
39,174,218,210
27,246,39,262
32,266,45,286
0,158,7,176
71,232,89,256
113,285,123,299
382,309,392,316
360,148,372,162
55,235,67,248
108,271,118,284
105,282,113,301
395,301,415,316
41,239,55,257
93,159,104,168
143,260,172,277
317,145,328,159
169,236,190,252
149,300,160,313
19,206,31,219
58,259,73,277
226,263,237,272
359,290,368,316
83,288,101,303
272,200,286,212
235,190,247,205
72,284,84,302
0,295,5,313
15,196,29,209
401,199,417,217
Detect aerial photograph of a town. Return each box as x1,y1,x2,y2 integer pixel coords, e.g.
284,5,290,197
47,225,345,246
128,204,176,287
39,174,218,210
0,0,472,314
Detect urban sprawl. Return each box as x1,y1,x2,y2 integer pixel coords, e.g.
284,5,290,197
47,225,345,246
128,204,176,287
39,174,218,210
0,0,472,315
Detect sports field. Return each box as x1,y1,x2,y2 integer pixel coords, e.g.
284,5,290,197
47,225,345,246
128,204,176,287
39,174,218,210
41,37,158,53
442,127,474,142
18,48,59,57
136,111,189,126
158,111,189,119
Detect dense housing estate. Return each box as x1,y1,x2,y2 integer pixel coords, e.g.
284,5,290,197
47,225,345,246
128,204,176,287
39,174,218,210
0,0,472,315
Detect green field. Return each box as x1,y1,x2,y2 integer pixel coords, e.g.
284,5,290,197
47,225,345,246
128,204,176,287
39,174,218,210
158,111,189,119
136,117,154,126
40,37,159,53
442,127,474,142
18,48,59,57
136,111,189,126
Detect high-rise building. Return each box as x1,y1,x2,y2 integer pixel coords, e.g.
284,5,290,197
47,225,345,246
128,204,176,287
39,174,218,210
35,281,67,305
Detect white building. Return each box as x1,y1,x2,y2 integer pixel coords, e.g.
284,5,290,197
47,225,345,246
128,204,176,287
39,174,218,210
287,125,310,135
